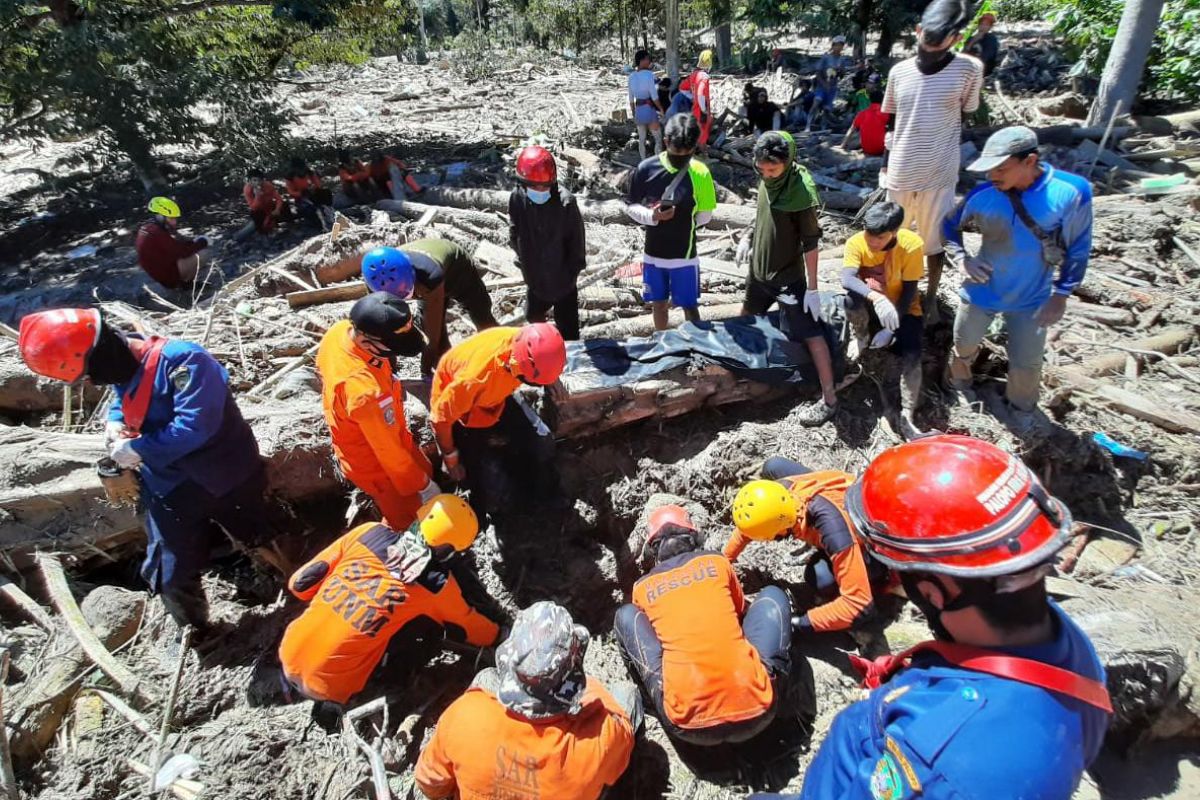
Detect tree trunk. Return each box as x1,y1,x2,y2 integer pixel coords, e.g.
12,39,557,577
618,0,626,61
665,0,680,82
1087,0,1166,125
853,0,874,60
875,20,896,59
110,123,164,193
711,0,732,68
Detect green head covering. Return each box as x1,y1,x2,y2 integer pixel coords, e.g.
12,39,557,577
757,131,819,213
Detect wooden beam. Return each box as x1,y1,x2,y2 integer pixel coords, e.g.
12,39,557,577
285,282,368,309
1045,368,1200,434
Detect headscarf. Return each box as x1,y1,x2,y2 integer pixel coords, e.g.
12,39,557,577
754,131,819,213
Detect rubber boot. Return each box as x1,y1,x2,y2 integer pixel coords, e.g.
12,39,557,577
898,360,923,440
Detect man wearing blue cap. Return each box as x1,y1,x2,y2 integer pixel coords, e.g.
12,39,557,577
943,125,1093,420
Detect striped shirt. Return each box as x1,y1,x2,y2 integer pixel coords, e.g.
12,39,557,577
882,56,982,192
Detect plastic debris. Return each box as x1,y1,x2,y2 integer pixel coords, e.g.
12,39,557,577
1093,432,1149,461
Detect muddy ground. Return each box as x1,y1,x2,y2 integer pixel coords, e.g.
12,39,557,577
2,20,1200,800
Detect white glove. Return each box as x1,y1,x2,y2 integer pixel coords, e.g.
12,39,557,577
871,295,899,331
802,290,822,322
964,257,993,283
870,329,895,349
109,437,142,469
104,421,125,447
417,479,441,505
734,236,752,267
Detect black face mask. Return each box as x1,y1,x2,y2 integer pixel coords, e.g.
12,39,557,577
900,573,956,642
916,47,956,75
666,152,691,170
881,235,899,251
85,324,140,386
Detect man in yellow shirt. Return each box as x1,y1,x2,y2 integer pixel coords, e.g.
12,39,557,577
841,202,925,439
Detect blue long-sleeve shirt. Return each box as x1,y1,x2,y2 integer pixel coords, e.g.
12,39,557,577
109,339,260,498
751,603,1109,800
943,165,1093,313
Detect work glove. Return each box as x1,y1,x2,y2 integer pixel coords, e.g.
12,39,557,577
734,236,752,267
417,478,440,505
103,420,125,448
802,290,822,322
870,329,895,349
109,437,142,469
871,295,899,331
963,257,993,283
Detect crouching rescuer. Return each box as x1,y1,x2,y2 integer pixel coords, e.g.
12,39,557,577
278,495,500,721
614,505,794,746
429,324,566,523
18,308,287,638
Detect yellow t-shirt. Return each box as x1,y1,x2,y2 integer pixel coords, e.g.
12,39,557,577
843,228,925,317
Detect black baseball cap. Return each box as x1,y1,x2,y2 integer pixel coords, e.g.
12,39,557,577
350,292,425,356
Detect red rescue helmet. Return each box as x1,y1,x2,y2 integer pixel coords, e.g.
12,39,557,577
647,504,695,543
512,323,566,385
846,434,1071,579
18,308,102,382
516,146,556,185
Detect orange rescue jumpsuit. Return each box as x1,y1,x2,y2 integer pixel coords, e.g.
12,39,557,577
317,319,432,529
429,327,522,431
723,470,875,632
415,678,635,800
279,522,499,704
631,551,774,731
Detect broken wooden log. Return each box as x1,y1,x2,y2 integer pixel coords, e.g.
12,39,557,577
10,586,145,764
964,124,1132,146
286,282,368,309
549,363,789,438
1044,367,1200,434
1075,328,1195,377
1067,298,1136,327
0,576,53,631
581,302,746,340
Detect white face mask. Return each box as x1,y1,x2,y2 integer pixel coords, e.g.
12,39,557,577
526,187,551,205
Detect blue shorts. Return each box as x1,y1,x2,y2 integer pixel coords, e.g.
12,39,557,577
813,87,837,110
634,104,659,126
642,263,700,307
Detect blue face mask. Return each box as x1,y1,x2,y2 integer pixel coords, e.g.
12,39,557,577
526,187,551,205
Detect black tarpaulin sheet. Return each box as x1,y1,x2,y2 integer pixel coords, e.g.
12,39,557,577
564,293,849,391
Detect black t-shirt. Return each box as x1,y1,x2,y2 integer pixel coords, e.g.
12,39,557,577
626,153,717,261
747,101,781,134
398,238,455,291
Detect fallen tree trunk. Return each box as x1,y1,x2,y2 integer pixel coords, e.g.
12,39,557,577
1044,367,1200,434
581,302,746,339
1075,328,1195,377
549,363,789,438
418,186,862,229
0,402,339,570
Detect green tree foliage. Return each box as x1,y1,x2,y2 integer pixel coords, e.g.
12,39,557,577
1053,0,1200,103
0,0,409,190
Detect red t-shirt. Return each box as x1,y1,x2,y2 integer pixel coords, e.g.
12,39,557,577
853,103,889,156
135,221,204,288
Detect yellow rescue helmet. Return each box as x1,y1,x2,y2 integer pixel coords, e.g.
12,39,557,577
698,49,714,69
418,494,479,552
148,196,181,218
732,480,798,541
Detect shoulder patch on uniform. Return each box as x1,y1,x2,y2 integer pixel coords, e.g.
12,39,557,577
885,736,923,793
170,365,191,392
869,753,908,800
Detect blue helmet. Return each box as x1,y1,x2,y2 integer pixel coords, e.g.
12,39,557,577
361,246,416,299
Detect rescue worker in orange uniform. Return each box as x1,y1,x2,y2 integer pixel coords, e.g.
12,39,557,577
241,169,289,236
613,504,794,745
316,292,438,530
337,151,374,204
368,150,424,200
278,494,500,721
429,324,566,521
730,456,889,635
416,600,640,800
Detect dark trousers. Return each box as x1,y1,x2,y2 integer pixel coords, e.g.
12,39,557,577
453,398,557,521
526,289,580,341
846,294,923,367
613,585,792,746
142,467,273,629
